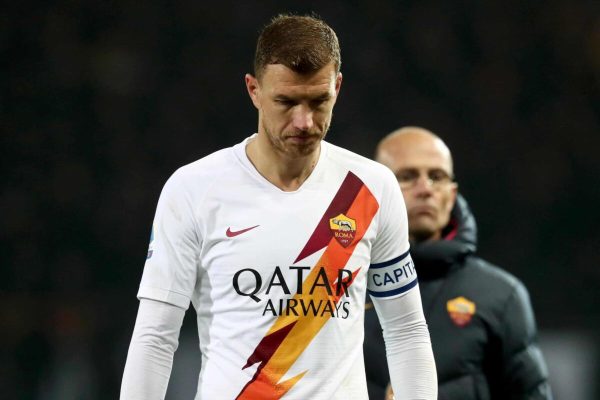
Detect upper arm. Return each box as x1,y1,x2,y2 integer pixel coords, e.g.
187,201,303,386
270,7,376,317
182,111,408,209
370,168,410,264
137,171,202,309
368,170,418,300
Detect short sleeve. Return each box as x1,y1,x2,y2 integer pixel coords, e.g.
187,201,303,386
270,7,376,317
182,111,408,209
367,169,417,299
137,170,201,309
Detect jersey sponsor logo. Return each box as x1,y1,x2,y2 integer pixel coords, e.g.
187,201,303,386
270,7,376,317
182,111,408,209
233,265,355,319
146,225,154,260
329,213,357,247
446,296,476,327
236,171,380,400
226,225,260,237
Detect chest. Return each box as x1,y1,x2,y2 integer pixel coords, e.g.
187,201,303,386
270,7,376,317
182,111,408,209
195,185,380,301
420,277,491,376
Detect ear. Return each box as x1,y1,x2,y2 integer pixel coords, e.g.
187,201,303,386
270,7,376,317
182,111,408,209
335,72,343,97
448,183,458,212
245,73,261,109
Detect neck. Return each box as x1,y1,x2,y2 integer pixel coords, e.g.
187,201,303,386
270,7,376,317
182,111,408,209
246,134,321,192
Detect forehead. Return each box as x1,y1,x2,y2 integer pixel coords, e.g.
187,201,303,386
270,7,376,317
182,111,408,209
259,63,338,97
380,136,453,173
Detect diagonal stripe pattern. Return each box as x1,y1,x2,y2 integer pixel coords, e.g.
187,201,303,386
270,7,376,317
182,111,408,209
236,172,380,400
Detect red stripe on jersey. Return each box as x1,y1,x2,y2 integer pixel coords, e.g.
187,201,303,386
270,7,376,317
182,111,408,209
236,321,298,400
294,172,364,263
236,173,381,400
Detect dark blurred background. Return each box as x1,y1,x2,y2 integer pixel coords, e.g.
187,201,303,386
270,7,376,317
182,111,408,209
2,1,599,399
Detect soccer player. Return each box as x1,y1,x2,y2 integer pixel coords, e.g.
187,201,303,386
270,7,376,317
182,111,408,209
364,127,552,399
120,15,437,399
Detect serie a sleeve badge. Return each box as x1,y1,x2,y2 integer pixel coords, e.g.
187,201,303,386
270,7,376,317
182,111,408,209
146,224,155,260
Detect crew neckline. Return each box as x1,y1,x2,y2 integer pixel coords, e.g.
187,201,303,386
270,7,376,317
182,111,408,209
232,134,328,194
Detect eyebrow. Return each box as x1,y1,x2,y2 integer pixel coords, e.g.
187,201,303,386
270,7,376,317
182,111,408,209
398,167,447,171
313,93,331,101
397,167,452,175
273,92,331,102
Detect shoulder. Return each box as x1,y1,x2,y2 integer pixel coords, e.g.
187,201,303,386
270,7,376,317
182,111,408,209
471,258,525,291
324,141,392,176
164,147,237,195
174,147,235,181
462,256,532,308
323,141,397,190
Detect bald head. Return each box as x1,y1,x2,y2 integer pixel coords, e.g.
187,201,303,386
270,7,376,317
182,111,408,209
376,127,454,175
376,126,457,242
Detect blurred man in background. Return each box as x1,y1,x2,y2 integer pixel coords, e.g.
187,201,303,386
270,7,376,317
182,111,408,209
120,15,437,399
364,127,552,399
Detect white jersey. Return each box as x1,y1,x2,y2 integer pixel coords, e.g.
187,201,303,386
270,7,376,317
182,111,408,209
138,136,418,400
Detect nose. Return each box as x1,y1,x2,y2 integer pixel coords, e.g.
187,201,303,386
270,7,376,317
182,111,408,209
412,175,434,196
292,105,314,131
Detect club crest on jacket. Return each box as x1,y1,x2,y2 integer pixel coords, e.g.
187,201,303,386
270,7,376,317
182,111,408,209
446,296,476,327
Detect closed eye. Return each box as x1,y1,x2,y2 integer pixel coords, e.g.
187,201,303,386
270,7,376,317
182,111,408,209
310,98,329,109
275,98,295,106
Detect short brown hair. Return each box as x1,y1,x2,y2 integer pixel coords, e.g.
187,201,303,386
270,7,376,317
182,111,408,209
254,14,341,80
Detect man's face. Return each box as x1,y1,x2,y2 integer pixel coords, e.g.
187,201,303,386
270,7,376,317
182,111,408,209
377,133,457,242
246,63,342,159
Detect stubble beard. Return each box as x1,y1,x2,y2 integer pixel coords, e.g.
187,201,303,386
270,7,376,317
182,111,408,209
263,120,331,159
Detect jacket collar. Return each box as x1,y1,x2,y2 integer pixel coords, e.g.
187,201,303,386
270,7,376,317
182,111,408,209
411,194,478,279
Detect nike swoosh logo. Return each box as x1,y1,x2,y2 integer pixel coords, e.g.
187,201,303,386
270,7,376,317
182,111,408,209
226,225,259,238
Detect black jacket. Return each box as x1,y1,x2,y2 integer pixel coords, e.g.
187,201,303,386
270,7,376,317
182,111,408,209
364,195,552,400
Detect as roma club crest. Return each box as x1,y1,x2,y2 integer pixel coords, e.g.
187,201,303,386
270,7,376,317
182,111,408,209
446,296,476,327
329,213,357,248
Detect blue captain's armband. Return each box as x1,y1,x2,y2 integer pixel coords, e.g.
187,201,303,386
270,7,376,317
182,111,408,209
367,250,418,298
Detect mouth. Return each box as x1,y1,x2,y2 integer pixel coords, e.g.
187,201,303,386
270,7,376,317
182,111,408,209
411,205,437,218
285,134,319,144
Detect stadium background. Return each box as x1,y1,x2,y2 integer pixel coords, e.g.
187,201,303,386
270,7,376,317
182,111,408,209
2,1,599,399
